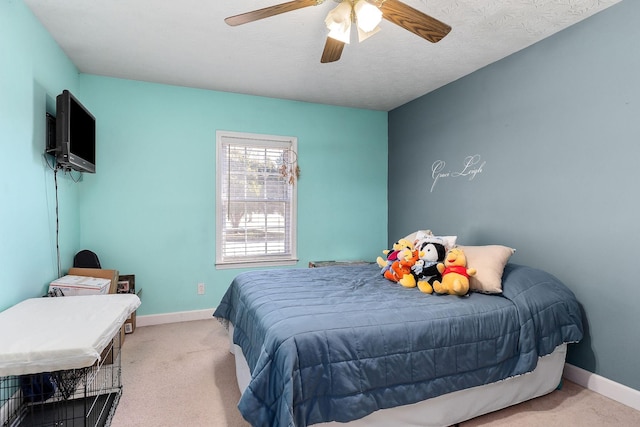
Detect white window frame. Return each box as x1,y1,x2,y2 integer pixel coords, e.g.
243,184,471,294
215,130,298,269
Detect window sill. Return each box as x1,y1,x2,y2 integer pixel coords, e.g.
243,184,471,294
215,258,299,270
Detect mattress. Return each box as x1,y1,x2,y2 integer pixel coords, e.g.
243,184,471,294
0,294,141,376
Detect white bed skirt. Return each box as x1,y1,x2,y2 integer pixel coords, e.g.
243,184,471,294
227,324,567,427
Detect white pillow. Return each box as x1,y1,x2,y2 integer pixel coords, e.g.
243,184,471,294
404,230,457,251
457,245,515,294
403,229,432,244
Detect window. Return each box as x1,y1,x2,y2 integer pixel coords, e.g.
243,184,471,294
216,131,298,268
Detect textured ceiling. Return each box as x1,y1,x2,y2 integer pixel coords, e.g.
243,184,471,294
23,0,620,111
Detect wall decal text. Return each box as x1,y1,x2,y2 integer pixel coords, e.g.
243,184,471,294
431,154,486,193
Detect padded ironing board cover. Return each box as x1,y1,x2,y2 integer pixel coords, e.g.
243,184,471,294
0,294,141,376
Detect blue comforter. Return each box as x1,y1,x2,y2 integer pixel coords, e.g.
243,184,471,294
213,263,583,427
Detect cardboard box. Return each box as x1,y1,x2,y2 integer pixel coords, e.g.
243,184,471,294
123,287,141,334
49,275,111,296
118,274,142,334
124,312,136,334
68,268,119,294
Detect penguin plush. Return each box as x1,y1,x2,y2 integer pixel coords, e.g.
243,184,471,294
401,239,447,293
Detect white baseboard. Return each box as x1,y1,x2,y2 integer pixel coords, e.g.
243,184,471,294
136,308,215,327
563,363,640,412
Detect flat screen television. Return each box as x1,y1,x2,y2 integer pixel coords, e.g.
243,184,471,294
55,90,96,173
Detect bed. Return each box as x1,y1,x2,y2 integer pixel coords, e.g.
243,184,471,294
213,262,583,427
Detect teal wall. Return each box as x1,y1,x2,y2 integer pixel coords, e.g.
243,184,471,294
1,0,388,315
0,0,82,311
388,1,639,391
76,76,388,316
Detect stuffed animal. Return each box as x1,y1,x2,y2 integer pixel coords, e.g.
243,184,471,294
384,248,421,284
432,247,477,296
400,236,448,293
377,238,414,275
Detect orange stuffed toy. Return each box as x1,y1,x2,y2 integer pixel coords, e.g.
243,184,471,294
384,248,421,284
377,238,414,275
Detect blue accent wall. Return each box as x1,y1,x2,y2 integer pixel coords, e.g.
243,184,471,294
388,1,639,391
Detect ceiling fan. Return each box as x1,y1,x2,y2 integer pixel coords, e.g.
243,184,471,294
225,0,451,63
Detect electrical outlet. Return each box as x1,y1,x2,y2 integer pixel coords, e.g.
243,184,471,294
197,283,205,295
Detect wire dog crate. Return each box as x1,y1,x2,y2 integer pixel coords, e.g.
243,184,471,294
1,332,121,427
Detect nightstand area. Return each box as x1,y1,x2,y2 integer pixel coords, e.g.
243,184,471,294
308,260,372,268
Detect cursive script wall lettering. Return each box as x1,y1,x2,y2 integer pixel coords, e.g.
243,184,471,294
431,154,486,192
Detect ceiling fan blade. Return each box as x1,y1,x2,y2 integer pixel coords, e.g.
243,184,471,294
375,0,451,43
321,37,345,63
225,0,322,26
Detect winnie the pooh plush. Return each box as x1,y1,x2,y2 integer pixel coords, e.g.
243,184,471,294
432,247,476,296
377,238,414,275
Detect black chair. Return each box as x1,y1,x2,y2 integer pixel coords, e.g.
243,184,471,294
73,250,101,268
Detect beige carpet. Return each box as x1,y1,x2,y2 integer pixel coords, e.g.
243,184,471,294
111,319,640,427
111,318,249,427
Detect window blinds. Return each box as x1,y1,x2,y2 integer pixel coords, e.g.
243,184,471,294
218,134,296,264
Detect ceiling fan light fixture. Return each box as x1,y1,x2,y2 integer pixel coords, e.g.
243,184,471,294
357,25,380,43
325,1,353,43
328,25,351,44
354,0,382,33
